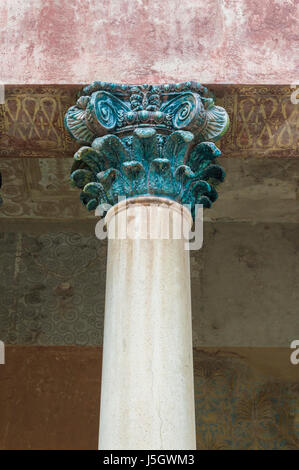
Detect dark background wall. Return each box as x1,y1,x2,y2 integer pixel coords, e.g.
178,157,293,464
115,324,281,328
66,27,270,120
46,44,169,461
0,221,298,449
0,346,298,449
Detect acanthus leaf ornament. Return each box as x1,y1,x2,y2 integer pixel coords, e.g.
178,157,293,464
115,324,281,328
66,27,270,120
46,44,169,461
65,81,229,219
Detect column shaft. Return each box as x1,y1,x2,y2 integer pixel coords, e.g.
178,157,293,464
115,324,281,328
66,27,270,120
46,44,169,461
99,197,196,450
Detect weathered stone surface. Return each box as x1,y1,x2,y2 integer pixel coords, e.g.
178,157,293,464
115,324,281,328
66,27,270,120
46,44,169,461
0,157,297,223
0,223,298,347
0,346,297,450
205,157,299,224
0,346,101,450
192,223,299,347
0,1,298,84
194,348,299,450
0,232,106,345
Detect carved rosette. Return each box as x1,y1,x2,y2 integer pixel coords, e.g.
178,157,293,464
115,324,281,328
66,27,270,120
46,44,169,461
65,81,229,218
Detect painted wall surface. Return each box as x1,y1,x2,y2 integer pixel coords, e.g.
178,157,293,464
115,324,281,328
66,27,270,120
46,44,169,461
0,0,298,84
0,346,298,449
1,223,298,348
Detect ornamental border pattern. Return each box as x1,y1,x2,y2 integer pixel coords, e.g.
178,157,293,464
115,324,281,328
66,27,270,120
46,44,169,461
0,85,298,159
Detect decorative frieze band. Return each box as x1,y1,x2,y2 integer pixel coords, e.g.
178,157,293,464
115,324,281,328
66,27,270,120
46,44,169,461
0,85,297,159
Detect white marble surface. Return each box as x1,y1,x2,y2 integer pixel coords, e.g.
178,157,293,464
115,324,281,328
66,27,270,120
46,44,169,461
99,197,196,450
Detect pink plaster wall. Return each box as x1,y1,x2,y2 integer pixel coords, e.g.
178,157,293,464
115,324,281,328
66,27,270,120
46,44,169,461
0,0,298,84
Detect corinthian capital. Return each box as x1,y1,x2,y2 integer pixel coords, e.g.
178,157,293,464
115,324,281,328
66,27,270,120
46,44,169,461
65,81,229,218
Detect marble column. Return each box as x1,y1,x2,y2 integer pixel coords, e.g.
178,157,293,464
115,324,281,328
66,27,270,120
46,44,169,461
65,81,229,450
100,197,194,449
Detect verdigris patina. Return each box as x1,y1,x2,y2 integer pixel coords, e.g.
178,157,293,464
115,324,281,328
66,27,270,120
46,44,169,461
65,81,229,218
